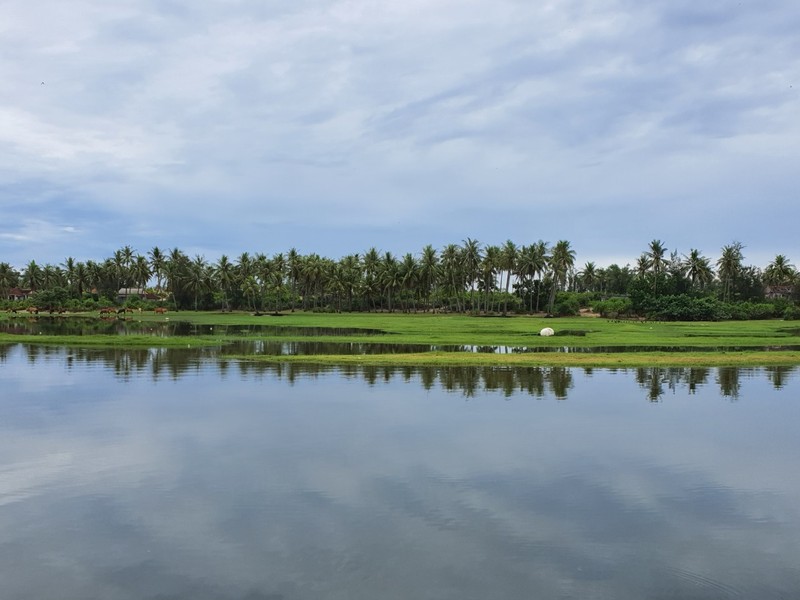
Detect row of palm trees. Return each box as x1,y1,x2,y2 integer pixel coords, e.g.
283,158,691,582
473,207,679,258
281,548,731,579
1,239,797,312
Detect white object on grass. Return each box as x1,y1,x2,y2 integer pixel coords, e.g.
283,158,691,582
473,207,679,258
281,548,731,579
540,327,555,337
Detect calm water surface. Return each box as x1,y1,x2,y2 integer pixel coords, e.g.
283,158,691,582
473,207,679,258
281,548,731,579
1,344,799,599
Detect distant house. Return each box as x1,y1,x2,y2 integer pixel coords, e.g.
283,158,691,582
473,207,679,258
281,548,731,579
7,287,32,301
117,288,162,302
117,287,147,302
764,284,795,300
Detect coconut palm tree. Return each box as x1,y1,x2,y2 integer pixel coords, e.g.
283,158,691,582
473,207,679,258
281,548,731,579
132,255,152,291
0,262,19,299
215,255,235,310
480,245,501,313
682,249,714,290
148,247,166,292
286,248,302,311
184,255,211,310
240,276,259,312
645,239,669,294
578,261,598,292
717,242,744,302
419,244,439,311
379,252,401,312
62,257,77,295
440,243,463,312
500,240,518,315
461,238,482,312
547,240,576,313
21,260,43,291
74,262,89,298
764,254,796,285
398,253,419,311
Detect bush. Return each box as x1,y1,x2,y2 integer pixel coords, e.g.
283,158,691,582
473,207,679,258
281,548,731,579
645,295,721,321
552,293,580,316
783,305,800,320
593,297,632,318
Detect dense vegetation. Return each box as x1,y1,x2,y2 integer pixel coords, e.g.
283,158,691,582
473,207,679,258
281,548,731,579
1,239,798,320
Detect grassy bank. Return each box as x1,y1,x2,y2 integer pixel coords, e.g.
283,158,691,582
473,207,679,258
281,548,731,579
1,311,799,366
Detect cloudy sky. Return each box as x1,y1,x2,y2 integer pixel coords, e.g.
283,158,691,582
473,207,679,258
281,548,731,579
2,0,799,269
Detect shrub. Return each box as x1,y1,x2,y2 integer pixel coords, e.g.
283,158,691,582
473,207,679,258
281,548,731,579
783,305,800,321
593,297,632,318
552,293,580,317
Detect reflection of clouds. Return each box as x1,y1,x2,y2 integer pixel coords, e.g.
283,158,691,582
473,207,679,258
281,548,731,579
0,358,799,598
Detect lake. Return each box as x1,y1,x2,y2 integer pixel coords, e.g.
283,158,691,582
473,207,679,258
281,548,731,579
1,343,799,599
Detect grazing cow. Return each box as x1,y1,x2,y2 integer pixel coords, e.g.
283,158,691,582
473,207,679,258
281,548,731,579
154,307,168,314
99,307,116,315
26,306,39,314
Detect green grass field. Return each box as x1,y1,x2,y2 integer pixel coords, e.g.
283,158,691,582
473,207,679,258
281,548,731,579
1,311,799,366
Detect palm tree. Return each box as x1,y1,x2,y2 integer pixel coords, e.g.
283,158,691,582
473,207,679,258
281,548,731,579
362,247,381,311
215,255,235,310
287,248,302,311
338,254,361,311
682,249,714,290
0,262,19,298
240,275,259,312
717,242,744,302
184,255,211,310
547,240,576,313
398,253,419,311
480,245,501,313
132,255,152,291
645,239,669,294
271,253,287,312
461,238,482,312
21,260,43,291
62,257,77,296
578,261,598,292
166,248,189,308
74,262,89,298
440,243,463,312
635,255,650,279
419,244,439,311
764,255,796,285
148,247,166,292
379,252,401,312
500,240,518,315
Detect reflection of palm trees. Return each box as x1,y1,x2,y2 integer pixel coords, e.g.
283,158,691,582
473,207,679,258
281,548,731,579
716,367,741,400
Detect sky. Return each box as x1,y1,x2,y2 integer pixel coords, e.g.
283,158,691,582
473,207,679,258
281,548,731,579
2,0,799,270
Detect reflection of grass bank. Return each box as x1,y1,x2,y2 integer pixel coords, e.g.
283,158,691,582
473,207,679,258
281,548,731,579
228,351,800,368
0,334,222,347
1,312,799,365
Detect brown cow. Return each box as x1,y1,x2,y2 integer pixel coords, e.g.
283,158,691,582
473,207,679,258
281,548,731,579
26,306,39,314
99,307,116,315
154,307,168,314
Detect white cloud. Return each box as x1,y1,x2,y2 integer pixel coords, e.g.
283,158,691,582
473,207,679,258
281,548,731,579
1,0,799,265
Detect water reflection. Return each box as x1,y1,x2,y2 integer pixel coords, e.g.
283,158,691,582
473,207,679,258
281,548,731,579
2,343,796,402
0,316,386,337
1,350,799,599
